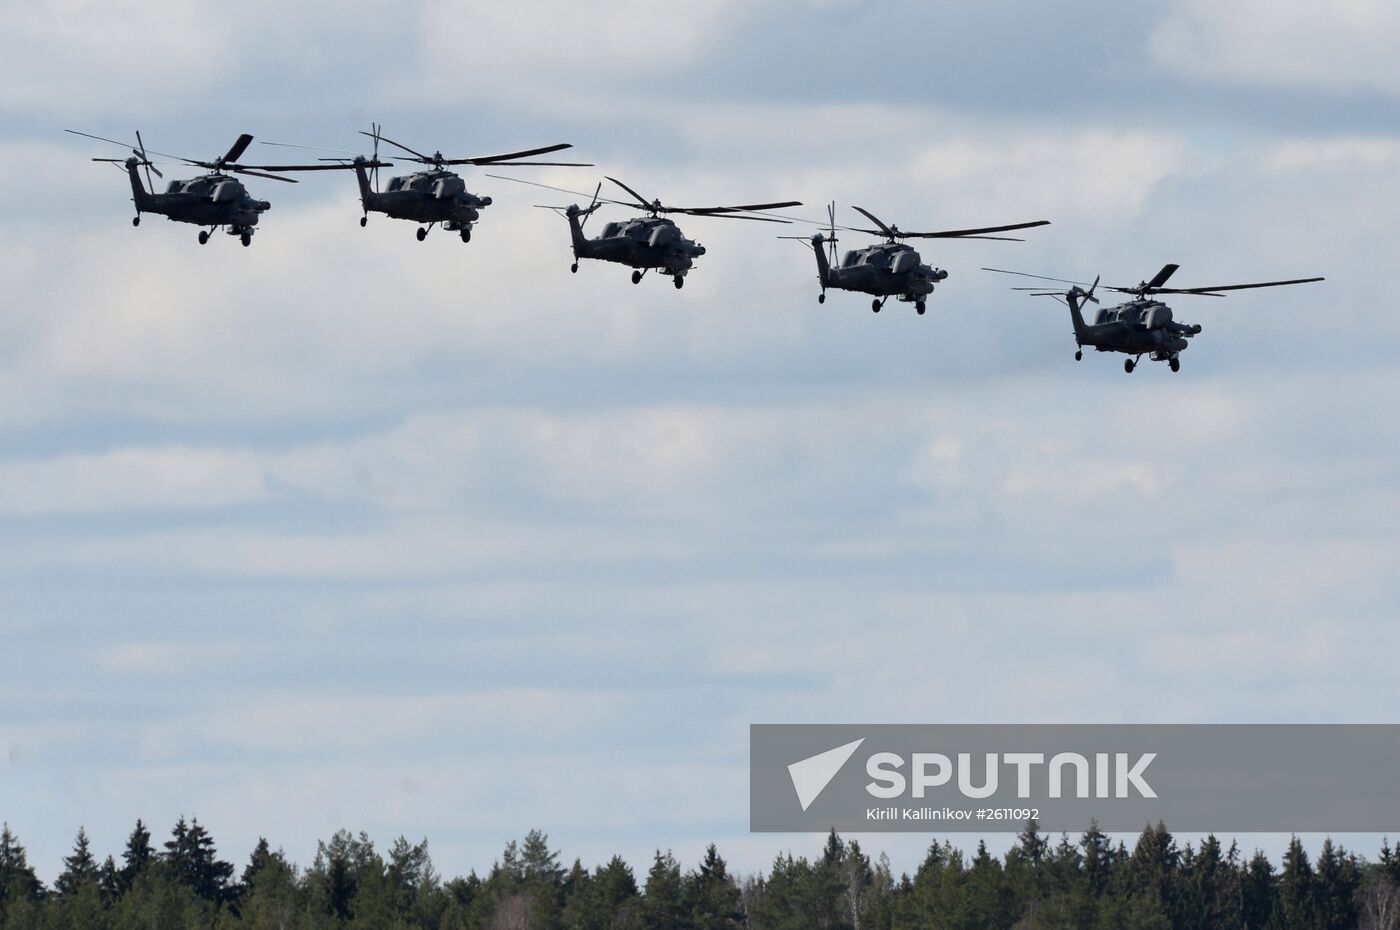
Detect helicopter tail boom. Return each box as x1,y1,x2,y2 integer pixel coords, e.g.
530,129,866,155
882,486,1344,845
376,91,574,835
564,205,589,257
1065,286,1093,345
351,158,374,210
812,233,832,288
124,158,154,213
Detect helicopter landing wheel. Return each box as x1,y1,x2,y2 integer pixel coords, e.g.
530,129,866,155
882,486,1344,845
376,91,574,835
461,228,471,243
915,301,926,315
359,216,367,228
673,276,684,290
1124,359,1136,373
241,231,251,247
416,227,428,241
1075,350,1083,361
818,292,825,304
631,270,643,284
1170,357,1180,372
570,263,578,274
198,230,209,245
871,298,881,313
132,216,140,227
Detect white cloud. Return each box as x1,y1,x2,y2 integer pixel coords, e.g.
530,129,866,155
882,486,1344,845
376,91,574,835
0,446,263,514
1151,0,1400,94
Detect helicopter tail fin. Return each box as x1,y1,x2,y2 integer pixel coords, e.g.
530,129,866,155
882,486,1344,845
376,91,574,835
565,205,589,257
351,157,374,209
1066,277,1099,344
125,158,152,211
812,233,831,288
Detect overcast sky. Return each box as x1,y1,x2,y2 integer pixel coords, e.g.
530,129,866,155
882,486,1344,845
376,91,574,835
3,0,1399,882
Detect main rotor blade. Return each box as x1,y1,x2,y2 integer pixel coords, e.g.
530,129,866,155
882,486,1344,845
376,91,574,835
221,134,254,165
447,143,575,165
852,206,896,238
606,176,653,210
135,131,162,178
235,162,381,172
682,200,804,214
483,174,641,211
901,219,1051,238
1155,277,1325,295
484,174,597,199
362,131,432,162
260,140,363,156
467,160,593,167
1144,263,1180,290
229,167,298,183
65,128,135,149
679,213,792,223
67,129,179,170
982,267,1092,287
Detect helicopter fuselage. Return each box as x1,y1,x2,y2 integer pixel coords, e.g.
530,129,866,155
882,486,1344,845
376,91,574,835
353,161,490,234
567,209,706,279
812,235,947,309
126,159,269,233
1068,293,1201,368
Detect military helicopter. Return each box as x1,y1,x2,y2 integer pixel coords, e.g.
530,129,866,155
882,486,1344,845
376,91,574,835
488,175,802,289
984,264,1325,372
265,125,592,243
65,129,365,246
785,204,1050,314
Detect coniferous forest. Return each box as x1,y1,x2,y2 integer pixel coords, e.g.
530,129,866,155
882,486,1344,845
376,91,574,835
1,819,1398,930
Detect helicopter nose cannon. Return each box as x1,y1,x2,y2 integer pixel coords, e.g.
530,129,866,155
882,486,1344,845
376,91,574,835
1189,323,1202,334
254,200,271,212
932,268,948,282
480,195,493,206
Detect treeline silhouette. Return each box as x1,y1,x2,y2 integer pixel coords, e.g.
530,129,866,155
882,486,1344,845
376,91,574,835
1,818,1398,929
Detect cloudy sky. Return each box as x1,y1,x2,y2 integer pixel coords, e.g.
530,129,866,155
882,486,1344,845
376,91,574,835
3,0,1399,881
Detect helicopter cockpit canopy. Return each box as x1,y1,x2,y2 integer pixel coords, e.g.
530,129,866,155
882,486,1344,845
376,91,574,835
432,175,466,198
888,249,919,275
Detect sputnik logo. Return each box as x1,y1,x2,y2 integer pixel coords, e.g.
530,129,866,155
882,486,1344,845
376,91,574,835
788,738,865,811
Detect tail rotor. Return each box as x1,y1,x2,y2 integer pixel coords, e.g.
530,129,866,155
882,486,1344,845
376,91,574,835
1077,275,1101,305
369,123,382,192
824,200,840,265
580,181,601,231
133,130,162,190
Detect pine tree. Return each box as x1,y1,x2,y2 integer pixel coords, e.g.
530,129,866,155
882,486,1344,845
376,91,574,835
237,845,302,930
309,829,375,921
117,820,154,894
1313,839,1359,930
1126,821,1181,925
1278,836,1314,930
97,856,120,905
387,835,439,925
1241,850,1279,930
521,831,564,886
1081,821,1114,897
54,828,100,897
1006,819,1050,920
560,859,595,930
963,840,1011,930
644,850,689,930
689,845,743,930
0,824,42,908
162,817,234,905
